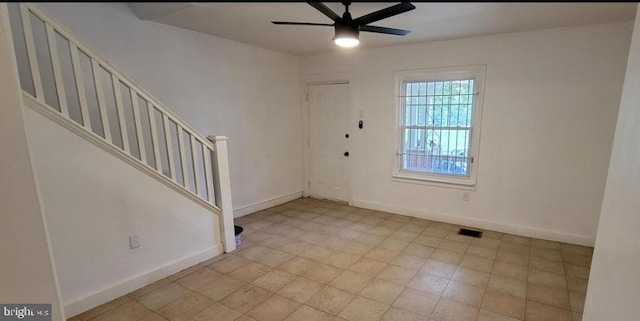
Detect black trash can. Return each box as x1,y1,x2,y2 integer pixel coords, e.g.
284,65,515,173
234,225,244,247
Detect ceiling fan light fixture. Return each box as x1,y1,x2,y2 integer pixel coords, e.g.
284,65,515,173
334,24,359,48
334,36,359,48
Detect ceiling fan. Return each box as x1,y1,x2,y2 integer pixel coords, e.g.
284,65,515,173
272,1,416,48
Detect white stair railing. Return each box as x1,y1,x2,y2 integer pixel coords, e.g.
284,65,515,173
7,3,236,252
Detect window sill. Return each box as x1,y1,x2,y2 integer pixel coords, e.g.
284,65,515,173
392,172,476,190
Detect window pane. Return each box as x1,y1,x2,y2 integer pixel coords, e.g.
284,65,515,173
30,12,59,111
169,122,183,186
119,82,140,160
400,78,475,177
99,67,123,149
78,51,104,137
194,140,208,200
8,3,35,96
183,131,197,194
55,32,83,125
137,97,156,169
153,108,170,178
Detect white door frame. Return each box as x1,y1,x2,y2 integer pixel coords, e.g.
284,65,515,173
300,72,353,204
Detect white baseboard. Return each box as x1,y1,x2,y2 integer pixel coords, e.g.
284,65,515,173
234,191,302,217
352,199,595,247
64,243,223,318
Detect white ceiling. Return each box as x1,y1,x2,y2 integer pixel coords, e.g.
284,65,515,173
129,2,637,56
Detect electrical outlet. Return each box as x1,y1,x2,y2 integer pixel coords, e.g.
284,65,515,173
129,235,140,249
462,191,470,202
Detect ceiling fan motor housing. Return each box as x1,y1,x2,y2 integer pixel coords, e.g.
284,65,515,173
334,22,359,40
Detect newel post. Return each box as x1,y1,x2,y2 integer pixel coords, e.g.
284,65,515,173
208,135,236,253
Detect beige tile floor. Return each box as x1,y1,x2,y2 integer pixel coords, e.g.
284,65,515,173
69,198,593,321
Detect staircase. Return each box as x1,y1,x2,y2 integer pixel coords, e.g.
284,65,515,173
7,3,236,252
0,3,236,316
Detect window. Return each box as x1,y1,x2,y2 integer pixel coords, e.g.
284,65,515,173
394,65,485,187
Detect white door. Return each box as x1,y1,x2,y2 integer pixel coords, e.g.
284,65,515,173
308,83,350,202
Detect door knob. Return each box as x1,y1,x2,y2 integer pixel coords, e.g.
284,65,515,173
344,152,350,157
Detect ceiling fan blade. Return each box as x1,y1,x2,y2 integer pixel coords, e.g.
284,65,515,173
360,25,410,36
272,21,334,26
354,2,416,26
307,2,341,22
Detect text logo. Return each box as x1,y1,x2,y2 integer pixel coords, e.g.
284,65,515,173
0,305,51,321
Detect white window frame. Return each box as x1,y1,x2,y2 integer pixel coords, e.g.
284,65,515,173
393,65,486,189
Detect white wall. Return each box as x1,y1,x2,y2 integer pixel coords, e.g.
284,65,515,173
24,107,222,317
0,5,64,320
301,22,632,245
32,2,303,214
583,6,640,320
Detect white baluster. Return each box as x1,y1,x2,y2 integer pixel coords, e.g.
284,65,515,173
112,75,129,153
45,23,68,117
177,127,190,189
147,102,162,173
91,59,111,141
191,135,201,197
203,146,215,204
129,89,147,164
69,44,91,130
162,114,176,180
